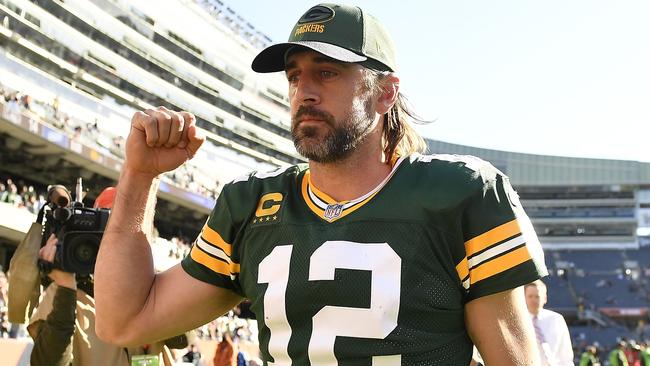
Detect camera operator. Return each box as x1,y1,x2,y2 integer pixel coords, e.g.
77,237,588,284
27,186,189,366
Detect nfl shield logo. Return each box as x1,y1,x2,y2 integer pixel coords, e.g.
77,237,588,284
323,203,344,221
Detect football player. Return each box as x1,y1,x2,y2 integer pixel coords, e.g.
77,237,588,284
96,3,547,365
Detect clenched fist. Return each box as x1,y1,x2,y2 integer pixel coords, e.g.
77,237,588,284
124,106,205,178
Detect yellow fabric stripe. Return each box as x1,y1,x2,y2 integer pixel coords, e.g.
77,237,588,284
201,224,232,256
190,246,240,276
456,257,469,281
470,246,531,284
301,171,325,217
301,170,379,222
464,219,521,257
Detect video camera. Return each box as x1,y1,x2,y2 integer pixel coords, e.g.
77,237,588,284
39,178,110,275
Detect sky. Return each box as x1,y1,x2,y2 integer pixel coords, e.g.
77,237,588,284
228,1,650,162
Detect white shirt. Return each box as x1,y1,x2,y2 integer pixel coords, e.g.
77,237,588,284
531,308,574,366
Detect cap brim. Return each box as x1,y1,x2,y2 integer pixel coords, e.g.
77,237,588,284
252,41,367,73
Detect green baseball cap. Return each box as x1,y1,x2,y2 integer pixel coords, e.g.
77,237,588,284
251,3,396,73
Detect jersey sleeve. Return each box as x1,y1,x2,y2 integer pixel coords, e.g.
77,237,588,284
456,173,548,301
181,183,244,296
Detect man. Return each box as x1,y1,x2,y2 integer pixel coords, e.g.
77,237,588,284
609,341,630,366
28,187,185,365
95,3,548,365
578,345,600,366
524,280,574,365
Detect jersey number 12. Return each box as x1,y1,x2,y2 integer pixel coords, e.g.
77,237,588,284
258,240,402,366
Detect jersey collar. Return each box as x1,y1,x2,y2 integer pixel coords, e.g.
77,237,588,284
300,156,406,222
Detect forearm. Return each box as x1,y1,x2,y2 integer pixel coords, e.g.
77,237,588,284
30,287,76,366
466,287,541,366
95,169,159,341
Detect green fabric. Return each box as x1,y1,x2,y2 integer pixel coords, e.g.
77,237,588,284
609,349,629,366
252,3,397,72
182,154,547,365
641,349,650,365
579,351,599,366
29,286,76,366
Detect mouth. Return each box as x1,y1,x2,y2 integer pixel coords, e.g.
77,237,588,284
298,116,326,124
295,117,329,130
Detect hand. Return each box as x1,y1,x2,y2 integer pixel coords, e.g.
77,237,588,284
125,107,206,178
39,234,76,290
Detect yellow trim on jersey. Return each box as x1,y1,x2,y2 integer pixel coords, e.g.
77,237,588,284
201,224,232,256
455,257,469,282
190,246,241,276
464,219,521,257
470,246,531,284
301,171,326,217
300,170,381,222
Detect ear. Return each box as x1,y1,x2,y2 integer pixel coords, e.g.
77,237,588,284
375,74,400,115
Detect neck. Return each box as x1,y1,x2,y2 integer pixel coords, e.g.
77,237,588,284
308,127,392,201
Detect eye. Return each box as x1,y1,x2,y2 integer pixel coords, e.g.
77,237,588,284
286,72,299,84
320,70,337,79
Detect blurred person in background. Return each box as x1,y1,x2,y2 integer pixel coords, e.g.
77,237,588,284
579,345,600,366
0,269,9,337
627,340,642,366
0,182,7,202
96,3,547,365
640,343,650,366
181,343,202,365
525,280,574,365
610,341,630,366
28,187,188,365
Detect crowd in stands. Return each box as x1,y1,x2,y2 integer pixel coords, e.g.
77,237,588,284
0,177,46,215
1,84,233,201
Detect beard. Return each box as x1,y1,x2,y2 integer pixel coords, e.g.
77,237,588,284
291,97,375,163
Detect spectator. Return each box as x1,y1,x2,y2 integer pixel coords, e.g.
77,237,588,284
6,93,21,118
0,183,7,202
579,345,601,366
52,96,60,119
21,94,32,111
525,280,574,365
182,344,202,365
3,184,23,206
610,341,630,366
72,125,82,141
212,334,236,366
640,343,650,366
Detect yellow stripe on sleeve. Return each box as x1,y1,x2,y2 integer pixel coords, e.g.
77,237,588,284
470,246,531,284
455,257,469,282
201,224,232,256
190,246,240,276
464,219,521,257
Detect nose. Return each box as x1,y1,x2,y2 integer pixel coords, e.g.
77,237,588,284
293,74,320,106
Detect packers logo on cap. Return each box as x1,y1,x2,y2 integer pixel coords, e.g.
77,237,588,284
297,5,334,24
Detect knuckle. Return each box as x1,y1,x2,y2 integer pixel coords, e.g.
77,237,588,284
181,111,195,121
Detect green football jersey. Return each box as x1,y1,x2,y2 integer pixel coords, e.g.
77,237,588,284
181,154,547,365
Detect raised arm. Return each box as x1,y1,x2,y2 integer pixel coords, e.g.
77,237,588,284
95,107,243,346
465,286,541,366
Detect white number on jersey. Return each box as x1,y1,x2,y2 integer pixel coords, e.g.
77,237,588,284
258,241,402,366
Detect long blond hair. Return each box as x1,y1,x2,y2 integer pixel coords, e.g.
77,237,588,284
364,70,428,162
